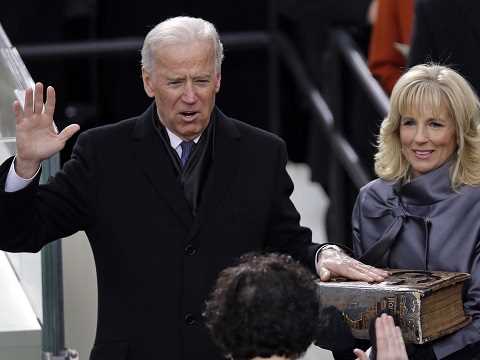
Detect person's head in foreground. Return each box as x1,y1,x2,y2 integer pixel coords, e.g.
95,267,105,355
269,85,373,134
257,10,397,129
204,253,319,360
375,63,480,188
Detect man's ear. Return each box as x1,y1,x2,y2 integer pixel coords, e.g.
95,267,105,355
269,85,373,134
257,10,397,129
215,72,221,93
142,67,155,98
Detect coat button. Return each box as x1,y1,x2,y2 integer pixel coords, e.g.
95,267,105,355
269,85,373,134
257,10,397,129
184,244,197,256
184,313,197,325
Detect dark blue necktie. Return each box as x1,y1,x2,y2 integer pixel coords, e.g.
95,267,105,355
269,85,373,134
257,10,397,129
180,141,194,167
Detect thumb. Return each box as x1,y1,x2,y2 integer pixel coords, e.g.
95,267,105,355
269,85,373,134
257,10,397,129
58,124,80,142
319,267,331,281
353,349,368,360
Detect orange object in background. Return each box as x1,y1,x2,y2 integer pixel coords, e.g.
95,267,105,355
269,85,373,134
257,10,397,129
368,0,414,95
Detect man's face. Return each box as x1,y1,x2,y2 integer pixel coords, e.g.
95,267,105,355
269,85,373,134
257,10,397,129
142,40,221,140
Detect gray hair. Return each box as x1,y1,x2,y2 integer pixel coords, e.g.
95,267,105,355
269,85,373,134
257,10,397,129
141,16,224,74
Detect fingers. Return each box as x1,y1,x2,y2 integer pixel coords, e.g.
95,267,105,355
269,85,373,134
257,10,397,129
375,314,408,360
337,257,388,282
34,82,44,114
352,260,389,281
351,259,389,278
18,83,56,122
375,314,389,352
58,124,80,143
319,267,331,282
24,87,34,117
317,248,389,282
353,348,368,360
12,100,24,123
44,86,56,117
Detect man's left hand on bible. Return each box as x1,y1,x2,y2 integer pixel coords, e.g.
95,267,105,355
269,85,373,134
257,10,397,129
315,246,389,282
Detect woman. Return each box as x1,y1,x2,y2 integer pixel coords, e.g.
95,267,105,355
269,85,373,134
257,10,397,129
204,253,319,360
353,64,480,359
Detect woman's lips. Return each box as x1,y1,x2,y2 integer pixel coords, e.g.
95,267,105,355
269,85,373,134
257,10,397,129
413,150,434,159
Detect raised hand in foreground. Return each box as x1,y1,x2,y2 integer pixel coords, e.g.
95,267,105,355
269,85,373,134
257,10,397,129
354,314,408,360
12,83,80,178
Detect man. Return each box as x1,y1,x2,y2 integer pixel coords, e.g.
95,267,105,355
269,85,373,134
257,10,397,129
0,16,386,360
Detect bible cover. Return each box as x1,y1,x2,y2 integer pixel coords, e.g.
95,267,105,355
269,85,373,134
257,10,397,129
316,270,471,344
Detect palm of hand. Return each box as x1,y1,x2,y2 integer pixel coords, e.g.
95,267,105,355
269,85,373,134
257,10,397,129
13,83,79,168
16,108,61,162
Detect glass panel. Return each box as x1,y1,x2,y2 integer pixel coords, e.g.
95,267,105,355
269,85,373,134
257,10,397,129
0,23,34,163
0,22,42,326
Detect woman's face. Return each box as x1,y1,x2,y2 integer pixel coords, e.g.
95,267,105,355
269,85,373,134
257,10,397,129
399,105,457,178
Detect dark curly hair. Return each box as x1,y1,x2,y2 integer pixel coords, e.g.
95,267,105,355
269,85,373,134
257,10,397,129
203,253,319,360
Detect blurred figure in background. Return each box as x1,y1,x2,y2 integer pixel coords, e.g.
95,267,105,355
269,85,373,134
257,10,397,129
368,0,414,95
408,0,480,94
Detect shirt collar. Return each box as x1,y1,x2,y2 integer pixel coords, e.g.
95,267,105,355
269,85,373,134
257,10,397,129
163,124,201,150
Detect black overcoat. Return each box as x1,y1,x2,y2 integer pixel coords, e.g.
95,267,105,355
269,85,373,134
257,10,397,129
0,104,318,359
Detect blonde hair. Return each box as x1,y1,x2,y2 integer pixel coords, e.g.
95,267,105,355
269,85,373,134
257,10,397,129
375,64,480,188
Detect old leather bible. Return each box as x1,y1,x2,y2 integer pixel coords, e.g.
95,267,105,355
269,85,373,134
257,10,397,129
316,270,471,344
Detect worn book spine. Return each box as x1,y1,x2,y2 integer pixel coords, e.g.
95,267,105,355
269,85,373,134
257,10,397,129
316,271,471,344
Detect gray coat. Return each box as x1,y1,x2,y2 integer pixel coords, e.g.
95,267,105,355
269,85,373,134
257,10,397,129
353,162,480,359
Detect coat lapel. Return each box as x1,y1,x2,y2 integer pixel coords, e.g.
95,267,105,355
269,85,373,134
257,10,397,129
188,109,241,240
131,104,194,229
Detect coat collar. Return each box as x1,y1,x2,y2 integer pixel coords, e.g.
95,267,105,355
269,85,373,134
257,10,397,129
131,103,193,229
188,107,241,239
394,160,456,205
131,103,241,235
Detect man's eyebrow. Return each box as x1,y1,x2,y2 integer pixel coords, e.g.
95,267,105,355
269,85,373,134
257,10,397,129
193,74,212,79
166,76,185,81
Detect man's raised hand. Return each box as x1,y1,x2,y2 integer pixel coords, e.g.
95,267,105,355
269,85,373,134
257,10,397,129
13,83,80,178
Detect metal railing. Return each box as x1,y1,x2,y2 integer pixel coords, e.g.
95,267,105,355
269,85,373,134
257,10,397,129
274,33,370,189
331,29,390,119
40,155,75,360
17,32,270,60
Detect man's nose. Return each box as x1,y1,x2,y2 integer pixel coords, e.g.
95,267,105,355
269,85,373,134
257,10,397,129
182,83,197,103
